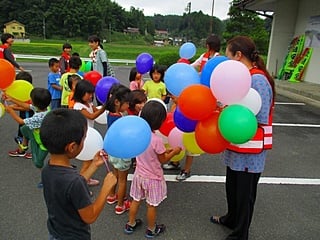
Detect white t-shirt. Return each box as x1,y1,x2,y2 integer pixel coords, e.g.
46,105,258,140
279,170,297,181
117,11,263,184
73,102,94,128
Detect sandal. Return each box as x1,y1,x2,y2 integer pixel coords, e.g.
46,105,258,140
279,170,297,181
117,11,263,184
210,216,221,224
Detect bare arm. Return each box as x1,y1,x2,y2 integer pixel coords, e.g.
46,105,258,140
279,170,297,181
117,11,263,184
5,105,25,125
157,147,182,164
79,105,105,120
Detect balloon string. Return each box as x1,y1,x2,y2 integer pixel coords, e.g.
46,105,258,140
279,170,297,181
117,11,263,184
100,150,110,172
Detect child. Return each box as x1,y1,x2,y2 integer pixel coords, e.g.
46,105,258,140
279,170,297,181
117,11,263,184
48,58,62,110
72,80,106,186
59,42,72,74
162,92,200,181
5,88,51,187
127,90,147,116
105,84,132,214
67,74,81,109
60,56,83,108
129,67,144,90
8,71,34,159
142,64,167,101
124,101,181,238
40,108,117,240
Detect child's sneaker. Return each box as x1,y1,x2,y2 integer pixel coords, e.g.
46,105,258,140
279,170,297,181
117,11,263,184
24,152,32,159
14,137,28,151
106,194,118,205
176,170,191,181
8,149,26,157
163,162,180,170
145,224,166,238
87,178,100,186
115,199,131,215
124,219,143,234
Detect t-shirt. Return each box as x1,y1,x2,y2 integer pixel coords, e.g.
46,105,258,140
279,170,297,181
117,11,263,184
142,80,166,99
73,102,94,128
135,132,166,180
42,164,92,240
60,72,82,106
48,72,61,100
23,106,49,130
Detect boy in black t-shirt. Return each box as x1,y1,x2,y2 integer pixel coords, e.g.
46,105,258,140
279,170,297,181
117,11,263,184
40,109,117,240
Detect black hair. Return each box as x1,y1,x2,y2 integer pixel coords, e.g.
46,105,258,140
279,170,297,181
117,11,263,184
62,42,72,50
16,71,33,83
128,90,147,111
149,64,165,81
69,56,82,70
139,101,167,131
40,109,87,154
1,33,14,44
206,34,221,52
72,52,80,57
67,74,81,91
30,88,51,110
129,67,139,82
48,58,59,67
105,84,131,113
73,80,95,104
88,35,104,49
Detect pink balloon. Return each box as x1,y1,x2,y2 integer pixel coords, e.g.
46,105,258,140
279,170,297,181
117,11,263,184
168,127,185,150
210,60,251,105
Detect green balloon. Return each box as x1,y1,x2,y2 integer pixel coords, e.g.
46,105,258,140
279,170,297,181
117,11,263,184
218,104,257,144
79,60,86,72
84,61,92,72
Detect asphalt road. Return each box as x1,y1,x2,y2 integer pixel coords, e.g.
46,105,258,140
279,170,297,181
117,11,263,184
0,62,319,240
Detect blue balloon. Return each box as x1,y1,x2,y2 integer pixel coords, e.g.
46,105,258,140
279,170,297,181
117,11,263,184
136,53,154,74
179,42,196,59
103,116,151,158
164,63,200,96
95,76,120,104
200,56,229,87
173,107,198,132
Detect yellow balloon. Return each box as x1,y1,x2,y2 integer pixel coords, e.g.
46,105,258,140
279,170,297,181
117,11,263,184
0,103,5,118
5,80,33,102
165,143,185,162
182,132,205,154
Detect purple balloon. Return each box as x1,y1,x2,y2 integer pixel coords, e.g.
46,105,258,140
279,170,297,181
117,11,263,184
173,107,198,132
136,53,154,74
95,76,120,104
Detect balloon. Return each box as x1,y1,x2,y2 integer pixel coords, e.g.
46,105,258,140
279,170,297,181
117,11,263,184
104,116,151,158
195,112,229,154
173,107,197,132
0,59,15,89
136,53,154,74
76,127,103,160
95,76,120,104
84,61,92,72
5,80,33,102
159,112,175,136
94,106,108,125
178,84,217,120
79,60,86,72
84,71,102,86
200,56,229,87
165,143,185,162
235,88,262,115
168,127,185,150
0,103,5,118
210,60,251,105
164,63,200,96
147,98,167,112
218,104,257,144
177,58,190,64
182,132,204,154
179,42,196,59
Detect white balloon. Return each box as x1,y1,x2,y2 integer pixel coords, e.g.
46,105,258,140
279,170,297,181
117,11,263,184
235,88,262,115
147,98,167,112
94,105,108,125
76,127,103,161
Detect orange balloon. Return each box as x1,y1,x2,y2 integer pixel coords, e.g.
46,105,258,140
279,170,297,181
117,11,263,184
178,84,217,120
0,59,15,89
195,111,229,154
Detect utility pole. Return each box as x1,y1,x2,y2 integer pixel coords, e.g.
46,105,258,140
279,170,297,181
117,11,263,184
210,0,215,34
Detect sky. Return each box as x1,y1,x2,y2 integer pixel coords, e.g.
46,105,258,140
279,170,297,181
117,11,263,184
112,0,232,20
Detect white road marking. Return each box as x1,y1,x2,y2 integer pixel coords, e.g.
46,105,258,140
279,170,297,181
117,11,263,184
127,174,320,185
273,123,320,127
275,102,305,105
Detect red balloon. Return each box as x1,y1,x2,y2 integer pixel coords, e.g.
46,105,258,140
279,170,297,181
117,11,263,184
177,58,190,64
195,112,229,154
84,71,102,86
178,84,217,121
159,112,175,136
0,59,15,89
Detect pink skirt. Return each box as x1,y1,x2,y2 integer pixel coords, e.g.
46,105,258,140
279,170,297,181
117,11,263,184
130,173,167,206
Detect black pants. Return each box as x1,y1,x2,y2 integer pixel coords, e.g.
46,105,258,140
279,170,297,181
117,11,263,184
220,167,261,240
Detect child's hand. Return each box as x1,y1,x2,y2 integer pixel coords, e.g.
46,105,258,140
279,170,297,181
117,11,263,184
172,147,182,155
5,104,14,113
103,172,117,187
92,150,108,167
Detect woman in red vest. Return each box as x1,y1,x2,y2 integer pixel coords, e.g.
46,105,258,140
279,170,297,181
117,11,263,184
0,33,24,71
210,36,275,240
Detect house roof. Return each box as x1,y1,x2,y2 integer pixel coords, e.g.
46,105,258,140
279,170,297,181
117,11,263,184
4,20,25,26
234,0,276,12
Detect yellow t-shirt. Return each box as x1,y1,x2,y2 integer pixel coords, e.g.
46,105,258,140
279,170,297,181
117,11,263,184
59,72,82,106
142,80,166,100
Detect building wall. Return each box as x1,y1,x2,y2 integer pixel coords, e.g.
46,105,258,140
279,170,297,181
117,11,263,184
4,21,25,38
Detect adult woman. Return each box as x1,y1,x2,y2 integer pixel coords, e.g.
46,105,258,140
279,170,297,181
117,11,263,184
210,36,275,240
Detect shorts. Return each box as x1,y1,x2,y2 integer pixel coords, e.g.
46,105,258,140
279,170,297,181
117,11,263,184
186,151,201,157
130,174,167,207
108,155,132,171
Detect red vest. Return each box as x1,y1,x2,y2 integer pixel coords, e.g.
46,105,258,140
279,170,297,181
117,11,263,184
0,44,9,59
199,52,211,72
227,68,273,153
